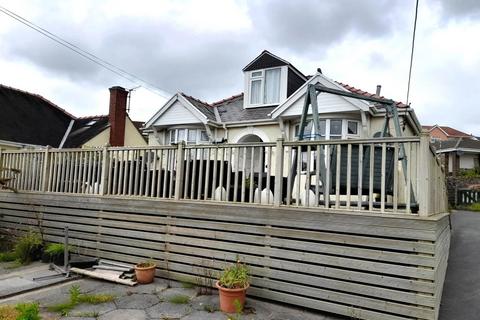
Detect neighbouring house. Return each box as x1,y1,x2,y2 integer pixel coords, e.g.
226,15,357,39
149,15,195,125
62,87,147,148
0,84,74,149
422,124,477,143
434,138,480,175
0,85,146,149
144,50,422,147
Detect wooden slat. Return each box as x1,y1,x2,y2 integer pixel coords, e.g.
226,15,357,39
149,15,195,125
0,191,449,320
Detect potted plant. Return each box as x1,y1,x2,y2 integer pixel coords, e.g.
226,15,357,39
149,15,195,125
216,259,250,313
135,260,156,284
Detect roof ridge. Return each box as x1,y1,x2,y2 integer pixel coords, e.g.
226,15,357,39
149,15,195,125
210,93,244,106
77,115,108,119
180,92,211,107
0,83,77,119
335,81,407,108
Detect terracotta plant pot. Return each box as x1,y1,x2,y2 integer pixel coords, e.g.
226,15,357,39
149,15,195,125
134,263,156,284
216,281,250,313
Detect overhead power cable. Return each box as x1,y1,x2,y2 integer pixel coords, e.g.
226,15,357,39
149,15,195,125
406,0,419,105
0,5,171,99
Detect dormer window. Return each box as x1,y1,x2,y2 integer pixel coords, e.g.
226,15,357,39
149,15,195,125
243,51,307,108
249,68,281,105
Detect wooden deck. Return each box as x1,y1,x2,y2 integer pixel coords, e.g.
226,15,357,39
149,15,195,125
0,191,449,320
0,135,450,319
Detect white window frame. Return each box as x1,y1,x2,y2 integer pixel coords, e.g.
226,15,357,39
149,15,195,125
246,66,283,107
166,128,209,145
249,70,264,105
293,119,361,141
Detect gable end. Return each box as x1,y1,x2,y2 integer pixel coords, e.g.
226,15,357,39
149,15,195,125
243,51,288,71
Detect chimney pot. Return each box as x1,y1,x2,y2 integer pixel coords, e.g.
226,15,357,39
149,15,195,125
108,86,128,147
376,85,382,96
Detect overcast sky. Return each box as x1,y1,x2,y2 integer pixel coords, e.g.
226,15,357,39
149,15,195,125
0,0,479,135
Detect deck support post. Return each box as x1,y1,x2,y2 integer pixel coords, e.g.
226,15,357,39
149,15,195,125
41,146,51,192
274,138,284,207
418,131,431,216
100,146,109,195
174,142,185,200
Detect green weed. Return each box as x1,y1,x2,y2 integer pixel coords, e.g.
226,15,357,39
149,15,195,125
168,294,190,304
48,284,115,316
15,302,41,320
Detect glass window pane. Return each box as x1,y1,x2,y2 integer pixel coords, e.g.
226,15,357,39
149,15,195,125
252,71,262,77
319,120,326,136
188,129,197,142
169,130,175,143
200,130,208,142
348,121,358,135
330,120,342,135
264,68,281,104
177,129,186,142
250,79,262,104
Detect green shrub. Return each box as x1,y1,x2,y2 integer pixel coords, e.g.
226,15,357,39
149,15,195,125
459,168,480,178
468,202,480,212
0,251,17,262
14,231,43,264
218,259,249,289
15,302,41,320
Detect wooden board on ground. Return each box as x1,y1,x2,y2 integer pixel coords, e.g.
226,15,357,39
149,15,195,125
70,268,137,286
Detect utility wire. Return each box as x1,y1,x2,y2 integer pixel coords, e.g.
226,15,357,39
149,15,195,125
406,0,419,105
0,5,171,99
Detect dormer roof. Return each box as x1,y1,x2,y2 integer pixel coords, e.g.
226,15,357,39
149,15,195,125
242,50,307,81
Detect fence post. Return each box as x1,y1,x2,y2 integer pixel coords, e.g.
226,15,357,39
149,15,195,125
274,138,284,207
100,146,109,195
0,148,3,176
174,142,185,200
41,146,51,192
418,131,431,216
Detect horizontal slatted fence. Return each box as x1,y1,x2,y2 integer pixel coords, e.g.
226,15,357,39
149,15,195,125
0,192,449,319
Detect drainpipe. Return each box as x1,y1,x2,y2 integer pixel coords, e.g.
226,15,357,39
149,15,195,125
222,124,228,142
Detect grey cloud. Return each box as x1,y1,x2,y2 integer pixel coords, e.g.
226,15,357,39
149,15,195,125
434,0,480,19
247,0,406,54
3,14,255,102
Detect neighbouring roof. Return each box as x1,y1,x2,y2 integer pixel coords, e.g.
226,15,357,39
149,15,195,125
62,116,110,148
434,138,480,152
423,125,474,138
0,84,74,147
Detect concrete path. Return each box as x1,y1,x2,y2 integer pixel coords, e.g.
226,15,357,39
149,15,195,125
0,262,75,299
440,210,480,320
0,278,344,320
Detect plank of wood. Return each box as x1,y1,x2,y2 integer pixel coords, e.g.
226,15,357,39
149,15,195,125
70,267,137,286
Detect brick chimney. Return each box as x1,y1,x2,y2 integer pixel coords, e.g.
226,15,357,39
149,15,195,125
108,86,128,146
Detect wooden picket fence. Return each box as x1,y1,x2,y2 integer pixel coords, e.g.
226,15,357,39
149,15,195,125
0,134,447,216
